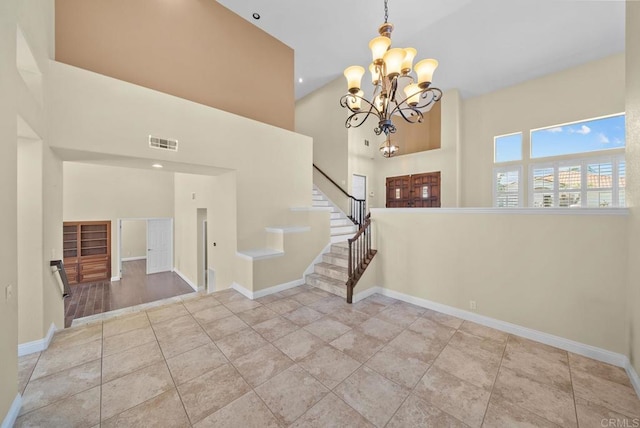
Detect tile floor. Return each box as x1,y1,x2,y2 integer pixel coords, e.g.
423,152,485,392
16,286,640,427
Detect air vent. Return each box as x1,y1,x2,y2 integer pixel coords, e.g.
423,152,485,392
149,135,178,151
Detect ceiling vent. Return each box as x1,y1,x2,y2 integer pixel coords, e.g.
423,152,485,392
149,135,178,152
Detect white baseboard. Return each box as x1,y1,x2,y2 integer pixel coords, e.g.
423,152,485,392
18,322,57,357
122,256,146,262
174,269,198,292
232,278,306,300
627,360,640,398
110,276,120,282
370,287,631,371
1,394,21,428
353,286,380,303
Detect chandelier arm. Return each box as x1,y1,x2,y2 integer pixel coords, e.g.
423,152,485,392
387,86,443,117
393,106,425,124
339,93,382,116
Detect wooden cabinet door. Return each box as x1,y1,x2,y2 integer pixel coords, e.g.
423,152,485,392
410,172,441,207
386,176,411,207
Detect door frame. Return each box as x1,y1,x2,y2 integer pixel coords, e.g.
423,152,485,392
117,217,174,279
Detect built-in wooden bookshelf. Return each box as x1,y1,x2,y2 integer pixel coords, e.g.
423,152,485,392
63,221,111,284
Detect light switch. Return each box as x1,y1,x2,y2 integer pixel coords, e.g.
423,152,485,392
5,284,13,302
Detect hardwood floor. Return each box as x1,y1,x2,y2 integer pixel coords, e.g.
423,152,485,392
64,260,195,327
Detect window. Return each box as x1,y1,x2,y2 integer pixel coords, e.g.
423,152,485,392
494,133,522,163
530,155,625,208
494,167,522,207
531,114,625,158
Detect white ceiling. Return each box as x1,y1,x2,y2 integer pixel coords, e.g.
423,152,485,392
218,0,625,100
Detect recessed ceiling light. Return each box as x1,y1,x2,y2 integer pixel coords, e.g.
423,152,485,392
152,163,163,168
252,12,260,20
298,78,304,83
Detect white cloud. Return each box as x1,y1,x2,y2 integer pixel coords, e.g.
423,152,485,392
598,133,610,144
569,125,591,135
547,127,563,133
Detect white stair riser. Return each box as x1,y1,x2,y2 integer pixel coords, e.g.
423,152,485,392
323,253,348,268
331,219,352,227
331,234,354,243
312,200,330,206
312,195,324,201
331,212,343,220
331,244,350,256
332,225,358,235
315,265,348,281
306,277,346,298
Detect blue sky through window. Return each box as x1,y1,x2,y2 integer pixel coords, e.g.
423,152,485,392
531,114,625,158
495,133,522,162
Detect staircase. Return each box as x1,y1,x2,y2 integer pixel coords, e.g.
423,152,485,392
306,188,357,299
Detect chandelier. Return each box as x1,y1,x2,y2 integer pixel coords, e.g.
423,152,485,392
339,0,442,157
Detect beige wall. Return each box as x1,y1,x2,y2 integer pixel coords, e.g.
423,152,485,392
626,0,640,375
63,163,175,277
392,102,442,155
54,0,294,131
461,54,625,207
121,220,146,259
372,210,629,354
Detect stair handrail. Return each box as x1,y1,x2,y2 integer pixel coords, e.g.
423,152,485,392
313,163,366,227
346,213,376,303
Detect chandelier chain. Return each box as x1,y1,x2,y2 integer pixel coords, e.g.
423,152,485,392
384,0,389,23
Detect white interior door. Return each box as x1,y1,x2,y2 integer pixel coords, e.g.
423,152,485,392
147,218,173,274
352,174,366,200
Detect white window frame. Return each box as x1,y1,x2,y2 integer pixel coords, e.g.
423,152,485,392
494,132,523,163
493,166,523,208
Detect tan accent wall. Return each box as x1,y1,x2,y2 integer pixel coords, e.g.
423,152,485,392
372,210,629,354
55,0,294,131
392,102,442,155
626,0,640,375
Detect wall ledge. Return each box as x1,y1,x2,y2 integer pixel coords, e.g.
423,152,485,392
236,249,285,261
1,394,21,428
371,207,629,216
18,322,57,357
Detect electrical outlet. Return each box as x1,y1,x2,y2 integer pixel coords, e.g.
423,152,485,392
191,192,196,200
5,284,13,302
469,300,477,310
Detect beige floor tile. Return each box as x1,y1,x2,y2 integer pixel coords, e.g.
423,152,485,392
273,328,325,361
575,397,638,428
290,290,325,305
387,394,468,428
200,314,248,340
233,343,294,387
183,295,221,314
330,330,385,363
447,330,506,360
102,340,164,383
21,360,101,415
306,286,332,298
304,317,352,342
459,321,508,343
569,352,633,387
388,330,446,363
102,388,190,428
102,325,157,357
101,361,175,421
267,298,303,314
327,307,371,328
224,299,263,313
166,342,228,385
212,288,246,304
352,298,387,316
102,312,150,337
571,367,640,418
215,328,269,360
502,336,571,392
236,306,278,326
255,293,282,305
413,366,491,428
282,306,324,326
252,316,299,342
492,366,577,427
483,396,560,428
194,391,280,428
192,305,234,324
18,353,40,394
408,317,457,344
365,294,397,307
147,303,190,324
16,386,100,428
433,345,501,390
375,302,426,327
48,323,102,350
152,314,203,340
421,308,464,329
291,392,374,428
366,345,431,388
299,345,361,389
275,287,303,298
334,365,409,427
157,325,212,359
307,295,349,314
357,317,403,342
255,364,329,425
178,363,252,424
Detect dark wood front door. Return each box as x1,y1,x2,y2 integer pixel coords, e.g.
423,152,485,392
386,172,441,208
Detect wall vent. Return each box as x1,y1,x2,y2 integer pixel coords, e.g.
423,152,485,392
149,135,178,151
